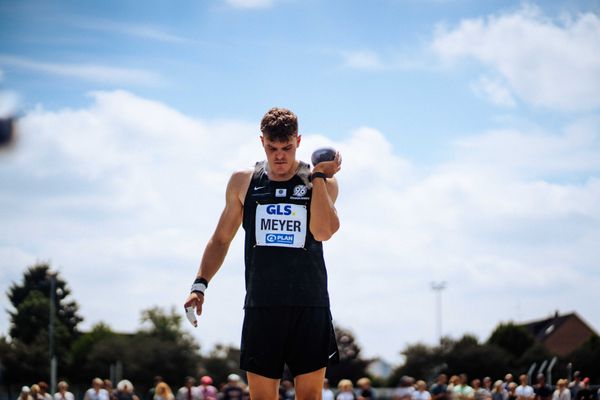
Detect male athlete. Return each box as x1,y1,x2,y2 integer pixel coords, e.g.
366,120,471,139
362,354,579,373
184,107,341,400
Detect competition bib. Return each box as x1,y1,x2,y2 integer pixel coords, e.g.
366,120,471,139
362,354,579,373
255,203,307,248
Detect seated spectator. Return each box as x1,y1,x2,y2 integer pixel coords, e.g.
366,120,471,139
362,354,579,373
394,376,415,400
453,374,473,400
176,377,200,400
31,385,43,400
38,382,53,400
492,380,508,400
357,377,376,400
516,375,534,400
413,380,431,400
222,374,244,400
472,379,487,400
154,383,175,400
85,378,110,400
279,380,294,400
198,376,217,400
534,374,552,400
337,380,356,400
54,381,75,400
116,380,140,400
507,383,518,400
575,378,594,400
323,379,335,400
431,374,449,400
552,380,571,400
18,386,33,400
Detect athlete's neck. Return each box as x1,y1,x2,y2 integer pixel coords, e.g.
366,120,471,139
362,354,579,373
266,160,300,181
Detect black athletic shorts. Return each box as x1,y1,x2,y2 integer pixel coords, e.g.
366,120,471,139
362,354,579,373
240,306,340,379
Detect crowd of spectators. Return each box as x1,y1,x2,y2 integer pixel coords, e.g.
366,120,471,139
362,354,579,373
13,371,599,400
387,372,598,400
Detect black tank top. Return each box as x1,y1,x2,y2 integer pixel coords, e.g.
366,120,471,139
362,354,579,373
242,160,330,308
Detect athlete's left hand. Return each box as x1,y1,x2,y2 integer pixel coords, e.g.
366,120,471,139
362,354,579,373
313,151,341,178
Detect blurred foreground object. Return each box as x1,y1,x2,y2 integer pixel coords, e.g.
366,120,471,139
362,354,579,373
0,116,16,148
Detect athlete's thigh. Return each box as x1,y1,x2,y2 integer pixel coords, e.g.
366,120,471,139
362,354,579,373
247,372,280,400
294,367,326,400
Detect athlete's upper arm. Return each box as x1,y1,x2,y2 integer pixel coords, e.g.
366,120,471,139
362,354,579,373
326,177,339,203
212,171,250,244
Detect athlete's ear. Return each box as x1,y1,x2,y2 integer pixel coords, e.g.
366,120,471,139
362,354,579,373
260,135,265,146
296,134,301,147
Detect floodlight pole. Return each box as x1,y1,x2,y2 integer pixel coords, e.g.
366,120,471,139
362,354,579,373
48,271,57,395
431,281,447,344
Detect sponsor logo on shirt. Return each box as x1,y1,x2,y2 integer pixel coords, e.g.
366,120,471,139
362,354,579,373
275,188,287,197
265,233,294,245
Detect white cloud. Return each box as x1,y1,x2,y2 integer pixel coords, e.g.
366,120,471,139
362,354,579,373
67,17,194,44
470,75,516,107
225,0,274,9
0,55,163,86
341,50,386,71
0,90,20,118
1,91,600,363
432,5,600,111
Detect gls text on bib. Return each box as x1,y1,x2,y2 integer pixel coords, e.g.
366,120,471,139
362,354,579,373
255,203,307,248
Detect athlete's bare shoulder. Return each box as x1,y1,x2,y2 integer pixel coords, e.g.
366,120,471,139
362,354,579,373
227,169,253,205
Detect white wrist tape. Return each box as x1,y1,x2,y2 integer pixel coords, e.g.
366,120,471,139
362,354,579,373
190,282,207,294
185,306,197,327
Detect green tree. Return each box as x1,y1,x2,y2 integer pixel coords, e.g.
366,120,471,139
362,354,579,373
3,263,82,383
325,323,369,386
487,322,534,360
390,343,444,384
568,334,600,382
200,344,245,386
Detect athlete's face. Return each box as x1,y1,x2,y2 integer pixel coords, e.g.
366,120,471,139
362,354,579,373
261,134,301,177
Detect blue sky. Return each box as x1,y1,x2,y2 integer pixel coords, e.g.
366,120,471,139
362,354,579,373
1,0,600,365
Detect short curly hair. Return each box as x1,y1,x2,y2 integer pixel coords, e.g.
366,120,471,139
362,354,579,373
260,107,298,141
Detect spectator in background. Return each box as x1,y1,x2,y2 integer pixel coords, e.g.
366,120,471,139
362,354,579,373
553,380,570,400
104,381,117,400
116,380,140,400
448,376,460,399
534,374,552,400
176,377,201,400
357,377,376,400
279,380,294,400
507,383,518,400
413,380,431,400
452,374,473,400
504,376,515,392
198,376,217,400
38,382,52,400
54,381,75,400
492,380,508,400
482,378,493,399
568,373,581,400
431,374,449,400
30,385,43,400
322,379,335,400
85,378,110,400
336,380,356,400
18,386,33,400
154,383,175,400
516,375,535,400
575,378,594,400
472,379,487,400
221,374,244,400
394,376,415,400
147,377,163,400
